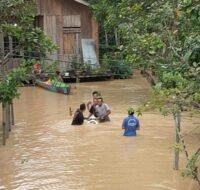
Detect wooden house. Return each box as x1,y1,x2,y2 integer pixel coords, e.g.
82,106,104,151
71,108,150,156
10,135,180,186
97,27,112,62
35,0,99,71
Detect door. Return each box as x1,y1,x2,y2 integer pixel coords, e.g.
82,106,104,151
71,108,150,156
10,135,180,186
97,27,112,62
63,28,81,64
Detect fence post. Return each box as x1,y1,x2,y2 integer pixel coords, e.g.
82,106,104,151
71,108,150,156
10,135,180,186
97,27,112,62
8,101,11,132
5,102,10,139
11,100,14,126
2,102,6,145
173,111,181,170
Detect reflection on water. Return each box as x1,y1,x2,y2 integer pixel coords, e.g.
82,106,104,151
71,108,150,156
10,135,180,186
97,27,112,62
0,71,199,190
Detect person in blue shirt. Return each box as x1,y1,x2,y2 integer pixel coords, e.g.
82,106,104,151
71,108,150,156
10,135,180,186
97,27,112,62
122,108,140,136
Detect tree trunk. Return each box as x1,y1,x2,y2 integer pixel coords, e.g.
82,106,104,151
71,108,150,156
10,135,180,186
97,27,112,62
114,28,119,47
104,25,109,47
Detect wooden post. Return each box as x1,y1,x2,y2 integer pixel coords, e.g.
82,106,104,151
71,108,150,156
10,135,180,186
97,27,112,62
5,102,10,139
11,100,14,126
69,107,73,116
173,111,180,170
8,102,11,132
2,102,6,145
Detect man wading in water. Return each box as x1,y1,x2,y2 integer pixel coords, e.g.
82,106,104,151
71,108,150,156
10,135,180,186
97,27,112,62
95,97,111,122
71,103,86,125
122,108,140,136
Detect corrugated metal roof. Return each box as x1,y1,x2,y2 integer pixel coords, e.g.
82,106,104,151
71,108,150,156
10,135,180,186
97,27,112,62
74,0,89,6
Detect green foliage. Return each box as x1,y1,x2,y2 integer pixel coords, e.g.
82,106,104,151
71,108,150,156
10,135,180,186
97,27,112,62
182,149,200,182
193,92,200,103
102,55,133,79
1,0,57,59
3,24,57,58
0,67,26,103
161,73,188,90
0,0,57,105
42,61,59,74
0,0,35,24
89,0,200,185
51,79,69,88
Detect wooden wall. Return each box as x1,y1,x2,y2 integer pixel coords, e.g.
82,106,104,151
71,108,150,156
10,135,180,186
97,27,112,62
0,58,21,73
36,0,99,69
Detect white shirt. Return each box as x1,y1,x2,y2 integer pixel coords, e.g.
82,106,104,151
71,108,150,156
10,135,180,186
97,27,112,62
95,103,110,118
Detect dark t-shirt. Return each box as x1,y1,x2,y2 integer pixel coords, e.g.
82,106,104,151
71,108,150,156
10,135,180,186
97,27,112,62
71,109,84,125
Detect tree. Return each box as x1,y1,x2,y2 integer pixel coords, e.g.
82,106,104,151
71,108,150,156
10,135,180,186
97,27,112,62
0,0,56,145
88,0,200,185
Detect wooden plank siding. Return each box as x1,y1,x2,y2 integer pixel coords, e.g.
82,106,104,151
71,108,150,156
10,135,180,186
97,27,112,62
44,16,58,61
35,0,99,71
63,15,81,27
91,16,99,57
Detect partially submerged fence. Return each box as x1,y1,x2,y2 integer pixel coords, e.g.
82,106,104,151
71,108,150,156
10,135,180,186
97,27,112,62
1,101,14,145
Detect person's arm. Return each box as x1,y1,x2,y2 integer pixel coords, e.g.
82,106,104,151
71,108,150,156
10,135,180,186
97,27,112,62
102,104,111,119
105,109,111,117
86,100,92,111
87,112,92,119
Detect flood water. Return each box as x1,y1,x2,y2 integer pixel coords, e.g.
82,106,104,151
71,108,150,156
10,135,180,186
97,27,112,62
0,71,199,190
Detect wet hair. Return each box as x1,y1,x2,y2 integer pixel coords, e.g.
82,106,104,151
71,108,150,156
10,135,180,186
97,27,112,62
92,91,101,96
80,103,86,111
97,97,103,102
56,71,60,75
92,91,98,95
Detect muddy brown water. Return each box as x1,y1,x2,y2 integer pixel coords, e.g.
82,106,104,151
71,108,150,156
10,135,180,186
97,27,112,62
0,71,199,190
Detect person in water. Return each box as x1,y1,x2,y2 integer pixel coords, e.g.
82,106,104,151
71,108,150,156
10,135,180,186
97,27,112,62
87,91,100,111
95,97,111,122
87,97,99,119
122,108,140,136
32,63,41,74
55,71,63,82
71,103,86,125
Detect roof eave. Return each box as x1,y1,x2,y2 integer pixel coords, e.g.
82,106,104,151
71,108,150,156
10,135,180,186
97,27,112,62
74,0,89,6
